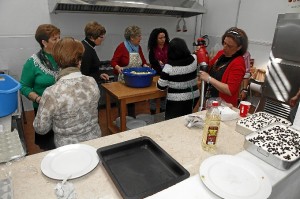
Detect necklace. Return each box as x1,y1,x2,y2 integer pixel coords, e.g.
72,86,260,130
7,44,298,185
37,50,57,72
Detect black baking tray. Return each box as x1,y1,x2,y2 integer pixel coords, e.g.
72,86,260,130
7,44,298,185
97,136,190,199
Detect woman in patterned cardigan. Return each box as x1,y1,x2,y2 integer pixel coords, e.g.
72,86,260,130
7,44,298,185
33,37,101,147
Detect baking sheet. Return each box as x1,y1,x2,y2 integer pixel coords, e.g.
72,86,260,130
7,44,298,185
244,123,300,170
236,111,291,135
97,136,190,199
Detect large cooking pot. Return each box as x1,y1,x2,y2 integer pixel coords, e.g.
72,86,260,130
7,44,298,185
123,67,156,88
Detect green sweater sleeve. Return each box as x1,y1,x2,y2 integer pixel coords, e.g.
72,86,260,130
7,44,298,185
20,57,35,98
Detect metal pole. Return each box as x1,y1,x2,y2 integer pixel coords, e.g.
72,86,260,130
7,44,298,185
199,62,208,111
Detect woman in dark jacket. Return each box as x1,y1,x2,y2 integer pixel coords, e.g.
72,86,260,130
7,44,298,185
157,38,200,120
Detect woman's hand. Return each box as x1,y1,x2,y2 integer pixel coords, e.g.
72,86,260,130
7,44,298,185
240,90,247,101
115,65,123,73
289,92,300,107
198,70,210,83
143,64,149,67
158,61,164,66
100,73,109,81
289,89,300,107
199,70,232,96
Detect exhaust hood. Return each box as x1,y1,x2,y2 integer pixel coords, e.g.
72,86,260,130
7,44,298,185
48,0,207,17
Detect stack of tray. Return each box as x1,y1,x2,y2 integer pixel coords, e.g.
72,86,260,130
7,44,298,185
0,129,26,163
244,123,300,170
235,112,291,135
0,177,13,199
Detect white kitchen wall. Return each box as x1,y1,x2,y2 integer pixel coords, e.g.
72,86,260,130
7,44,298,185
0,0,199,111
201,0,288,69
0,0,294,111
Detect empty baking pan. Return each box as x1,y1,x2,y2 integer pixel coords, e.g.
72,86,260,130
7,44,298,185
97,136,190,199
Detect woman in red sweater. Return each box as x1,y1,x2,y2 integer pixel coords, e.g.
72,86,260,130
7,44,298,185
199,27,248,107
111,25,148,77
111,25,148,116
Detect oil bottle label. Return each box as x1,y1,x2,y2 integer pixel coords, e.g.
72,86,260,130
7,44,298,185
206,126,218,145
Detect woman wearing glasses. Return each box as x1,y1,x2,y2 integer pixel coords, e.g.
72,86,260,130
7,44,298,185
198,27,248,107
81,21,109,83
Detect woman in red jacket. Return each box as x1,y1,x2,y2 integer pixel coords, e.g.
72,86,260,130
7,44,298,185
111,25,148,116
199,27,248,107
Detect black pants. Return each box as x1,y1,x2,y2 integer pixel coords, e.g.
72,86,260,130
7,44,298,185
165,97,199,120
127,103,135,117
34,108,56,150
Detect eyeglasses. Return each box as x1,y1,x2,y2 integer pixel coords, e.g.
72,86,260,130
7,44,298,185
223,41,237,49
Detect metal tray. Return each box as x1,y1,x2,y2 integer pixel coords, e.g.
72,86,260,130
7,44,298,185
236,111,291,135
244,123,300,170
0,129,26,163
97,136,190,199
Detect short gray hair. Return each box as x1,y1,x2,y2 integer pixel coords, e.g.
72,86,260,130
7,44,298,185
124,25,141,40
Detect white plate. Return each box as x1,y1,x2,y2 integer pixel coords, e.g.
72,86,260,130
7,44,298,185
126,119,147,130
199,155,272,199
41,144,99,180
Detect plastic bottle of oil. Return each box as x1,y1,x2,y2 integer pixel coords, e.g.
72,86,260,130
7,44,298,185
202,101,221,152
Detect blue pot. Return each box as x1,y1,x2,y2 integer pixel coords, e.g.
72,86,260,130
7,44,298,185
123,67,156,88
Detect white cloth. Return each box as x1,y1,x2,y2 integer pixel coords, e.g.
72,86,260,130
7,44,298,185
218,107,239,121
55,181,76,199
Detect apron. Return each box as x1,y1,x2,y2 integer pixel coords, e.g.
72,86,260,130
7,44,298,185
118,52,143,81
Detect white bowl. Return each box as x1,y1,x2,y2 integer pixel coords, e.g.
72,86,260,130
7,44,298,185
115,116,134,128
136,114,154,124
126,119,147,130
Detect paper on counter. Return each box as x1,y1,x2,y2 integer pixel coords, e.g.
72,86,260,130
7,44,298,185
146,175,220,199
55,181,76,199
218,107,239,121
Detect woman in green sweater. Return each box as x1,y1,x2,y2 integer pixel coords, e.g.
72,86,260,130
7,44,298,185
20,24,60,150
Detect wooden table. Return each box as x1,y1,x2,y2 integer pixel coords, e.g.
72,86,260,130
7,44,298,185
102,76,166,133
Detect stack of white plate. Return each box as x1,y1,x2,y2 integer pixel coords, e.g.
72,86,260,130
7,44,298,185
126,119,147,130
136,113,154,125
115,116,134,128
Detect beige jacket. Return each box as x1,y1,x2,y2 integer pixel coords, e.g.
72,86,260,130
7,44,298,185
34,72,101,147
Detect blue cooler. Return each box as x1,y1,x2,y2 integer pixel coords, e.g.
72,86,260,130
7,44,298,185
0,74,21,117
